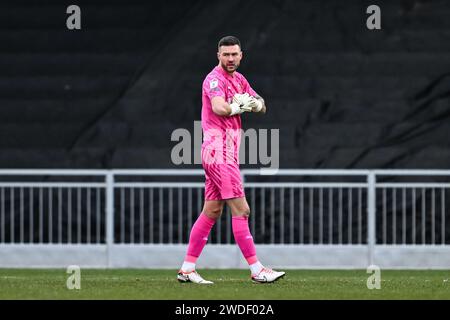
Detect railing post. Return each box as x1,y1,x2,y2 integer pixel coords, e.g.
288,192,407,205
106,172,114,268
367,171,376,266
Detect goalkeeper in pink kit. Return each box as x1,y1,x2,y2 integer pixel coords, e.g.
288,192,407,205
177,36,285,284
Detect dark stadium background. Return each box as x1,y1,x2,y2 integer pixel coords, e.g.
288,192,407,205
1,0,449,169
0,0,449,245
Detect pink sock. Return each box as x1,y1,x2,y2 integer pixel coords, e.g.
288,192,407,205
184,213,216,263
232,216,258,265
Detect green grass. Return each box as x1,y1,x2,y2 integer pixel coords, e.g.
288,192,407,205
0,269,449,300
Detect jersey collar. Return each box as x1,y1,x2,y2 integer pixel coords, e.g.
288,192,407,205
216,65,235,79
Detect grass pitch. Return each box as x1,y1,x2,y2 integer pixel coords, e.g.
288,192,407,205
0,269,449,300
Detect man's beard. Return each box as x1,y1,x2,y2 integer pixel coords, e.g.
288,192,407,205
221,62,239,72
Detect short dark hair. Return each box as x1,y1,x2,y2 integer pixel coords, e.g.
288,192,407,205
218,36,241,50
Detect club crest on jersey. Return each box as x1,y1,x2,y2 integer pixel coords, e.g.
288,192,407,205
210,79,218,89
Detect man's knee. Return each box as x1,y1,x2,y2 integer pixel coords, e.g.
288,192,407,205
235,206,251,218
203,204,224,220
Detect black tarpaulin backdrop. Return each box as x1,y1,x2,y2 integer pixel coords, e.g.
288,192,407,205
0,0,450,244
0,0,449,169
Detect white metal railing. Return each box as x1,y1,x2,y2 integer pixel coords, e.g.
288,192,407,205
0,170,107,245
0,169,449,268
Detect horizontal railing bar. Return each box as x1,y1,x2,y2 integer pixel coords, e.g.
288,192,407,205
245,183,368,188
1,243,448,248
1,183,447,189
114,183,204,188
114,182,368,188
112,169,205,176
0,170,108,176
0,183,106,188
374,170,450,176
241,169,371,176
377,183,450,188
1,169,449,177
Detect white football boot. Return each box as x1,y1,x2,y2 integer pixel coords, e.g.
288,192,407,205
177,270,214,284
251,268,285,284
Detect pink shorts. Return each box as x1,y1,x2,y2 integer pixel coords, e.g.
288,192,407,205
201,148,245,201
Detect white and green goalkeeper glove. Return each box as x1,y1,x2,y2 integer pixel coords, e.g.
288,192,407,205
250,97,263,112
229,93,254,116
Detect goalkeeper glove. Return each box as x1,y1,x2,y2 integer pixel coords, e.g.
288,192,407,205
229,93,254,116
233,93,263,113
249,97,263,112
